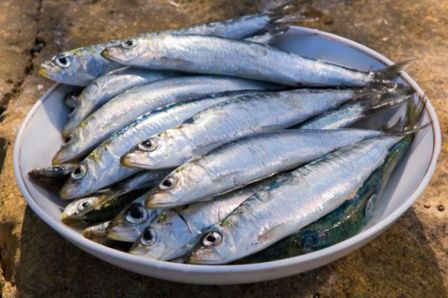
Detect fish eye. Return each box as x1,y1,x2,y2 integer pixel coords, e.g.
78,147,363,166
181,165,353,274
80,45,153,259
122,39,137,49
53,54,71,68
77,200,90,212
71,164,87,180
138,138,157,152
202,231,222,247
125,203,148,224
160,176,176,190
140,227,156,246
64,135,73,144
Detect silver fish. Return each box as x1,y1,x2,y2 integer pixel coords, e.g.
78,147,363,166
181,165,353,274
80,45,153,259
122,88,373,170
145,129,385,208
60,94,243,199
62,67,177,138
53,76,275,164
106,195,161,242
130,181,270,260
39,1,295,86
102,34,403,87
188,136,402,264
61,170,169,224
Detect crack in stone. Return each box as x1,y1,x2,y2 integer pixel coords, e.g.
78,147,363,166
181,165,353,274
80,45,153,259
0,0,44,124
0,1,44,293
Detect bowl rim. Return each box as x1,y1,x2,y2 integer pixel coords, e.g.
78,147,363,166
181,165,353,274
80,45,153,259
13,26,442,274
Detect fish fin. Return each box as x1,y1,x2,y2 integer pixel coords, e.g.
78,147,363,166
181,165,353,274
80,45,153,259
245,24,289,45
383,121,432,137
371,60,414,86
264,0,307,24
403,93,428,129
262,0,294,15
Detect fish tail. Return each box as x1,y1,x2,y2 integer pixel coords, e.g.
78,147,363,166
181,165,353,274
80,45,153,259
369,86,414,111
403,93,427,130
383,120,431,137
263,0,294,15
371,60,414,85
246,23,289,45
264,1,306,23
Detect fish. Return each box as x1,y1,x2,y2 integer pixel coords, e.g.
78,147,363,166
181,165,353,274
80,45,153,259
39,0,296,86
61,170,169,224
61,25,291,138
188,136,405,264
52,76,276,164
145,128,388,208
121,88,388,170
62,92,266,199
129,180,272,260
60,94,242,199
244,135,412,262
106,195,161,242
28,164,78,187
102,34,404,87
62,67,177,138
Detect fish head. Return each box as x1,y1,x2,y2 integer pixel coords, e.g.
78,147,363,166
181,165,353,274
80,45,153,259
61,195,101,224
188,225,235,264
121,130,189,169
145,163,209,208
101,38,148,65
59,160,97,199
39,46,105,86
130,210,192,260
106,200,151,242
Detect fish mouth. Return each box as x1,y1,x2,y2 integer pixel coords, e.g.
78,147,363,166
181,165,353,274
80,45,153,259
106,224,142,242
60,212,78,225
144,195,181,209
101,48,123,63
120,153,154,169
38,65,51,79
188,250,223,265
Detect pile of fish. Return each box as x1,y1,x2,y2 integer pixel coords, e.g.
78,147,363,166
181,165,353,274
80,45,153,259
29,0,427,264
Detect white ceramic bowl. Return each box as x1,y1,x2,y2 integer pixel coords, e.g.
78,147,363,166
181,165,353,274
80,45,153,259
13,26,441,284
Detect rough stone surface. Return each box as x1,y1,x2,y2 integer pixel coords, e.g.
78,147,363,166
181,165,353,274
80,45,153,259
0,0,446,297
